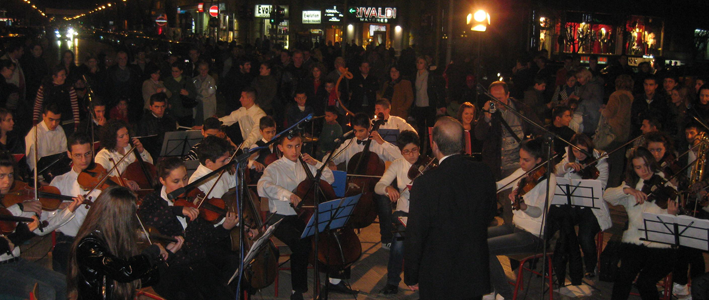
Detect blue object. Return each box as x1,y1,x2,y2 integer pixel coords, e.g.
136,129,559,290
300,194,361,239
332,170,347,197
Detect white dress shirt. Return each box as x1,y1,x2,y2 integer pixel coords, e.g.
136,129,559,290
331,138,403,167
374,157,412,212
554,148,612,231
497,168,556,238
161,186,187,230
189,163,236,199
603,175,673,248
257,156,334,216
219,104,267,149
377,115,417,134
95,146,153,177
25,122,67,171
49,168,102,237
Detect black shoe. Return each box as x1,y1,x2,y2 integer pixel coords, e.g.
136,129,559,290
379,284,399,295
584,271,596,279
291,292,304,300
327,282,358,295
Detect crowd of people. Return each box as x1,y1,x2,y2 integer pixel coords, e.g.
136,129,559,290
1,32,709,300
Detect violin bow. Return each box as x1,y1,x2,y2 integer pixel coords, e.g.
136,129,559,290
399,158,438,196
496,152,562,193
195,140,248,207
334,66,355,117
84,146,138,196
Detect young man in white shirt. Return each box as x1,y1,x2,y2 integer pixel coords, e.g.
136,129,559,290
374,130,420,295
188,135,236,199
218,87,266,150
49,132,103,274
258,132,356,299
25,103,67,174
374,99,417,135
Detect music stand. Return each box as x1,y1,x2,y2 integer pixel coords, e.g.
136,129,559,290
159,130,203,157
377,129,399,144
301,194,361,239
640,213,709,251
552,178,603,209
227,218,284,285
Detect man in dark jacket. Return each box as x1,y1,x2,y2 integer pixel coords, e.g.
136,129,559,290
105,51,141,114
631,76,669,138
137,92,177,158
349,61,379,115
405,116,496,300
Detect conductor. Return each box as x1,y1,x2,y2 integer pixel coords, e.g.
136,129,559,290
404,117,497,299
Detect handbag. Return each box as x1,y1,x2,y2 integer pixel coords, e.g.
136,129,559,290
593,114,615,150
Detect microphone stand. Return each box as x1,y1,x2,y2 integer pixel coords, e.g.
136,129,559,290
477,84,576,300
83,75,97,147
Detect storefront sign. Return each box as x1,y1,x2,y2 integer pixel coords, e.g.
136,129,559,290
255,5,272,18
209,5,219,17
324,6,343,22
302,10,321,24
349,7,396,23
197,3,204,13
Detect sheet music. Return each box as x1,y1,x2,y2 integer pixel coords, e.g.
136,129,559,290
228,219,283,284
641,213,709,251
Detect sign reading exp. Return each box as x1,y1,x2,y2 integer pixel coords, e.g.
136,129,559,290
302,10,321,24
349,7,397,23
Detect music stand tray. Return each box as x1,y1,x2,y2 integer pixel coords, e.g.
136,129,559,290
378,129,399,144
228,218,283,284
159,130,203,157
641,213,709,251
301,194,361,239
552,178,603,209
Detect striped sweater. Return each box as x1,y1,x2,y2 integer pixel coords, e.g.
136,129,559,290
32,83,79,126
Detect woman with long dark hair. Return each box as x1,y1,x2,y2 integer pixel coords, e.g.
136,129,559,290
95,119,152,190
67,186,183,299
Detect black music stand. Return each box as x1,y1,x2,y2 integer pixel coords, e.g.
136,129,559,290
377,129,399,144
640,213,709,251
159,130,203,157
552,178,603,209
227,218,284,285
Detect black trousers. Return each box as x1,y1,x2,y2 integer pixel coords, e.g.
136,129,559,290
574,206,602,273
153,262,235,300
673,245,706,285
547,205,583,285
271,215,312,293
612,243,675,300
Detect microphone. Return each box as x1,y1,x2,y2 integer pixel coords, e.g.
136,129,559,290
335,130,355,144
305,113,313,122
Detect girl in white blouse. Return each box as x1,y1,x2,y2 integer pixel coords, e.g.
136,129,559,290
603,147,678,300
95,120,153,191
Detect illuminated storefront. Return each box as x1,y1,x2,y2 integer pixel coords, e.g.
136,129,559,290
254,4,290,49
347,6,398,48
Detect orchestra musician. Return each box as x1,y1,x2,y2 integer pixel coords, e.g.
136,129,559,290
643,132,683,187
554,133,611,278
138,157,237,299
0,151,69,299
603,147,678,300
374,130,420,295
49,132,103,274
218,86,266,150
137,92,178,159
66,186,184,300
257,132,357,300
95,119,153,190
25,103,67,173
184,117,237,161
248,116,278,182
374,99,417,134
329,112,402,248
490,138,556,299
403,117,496,299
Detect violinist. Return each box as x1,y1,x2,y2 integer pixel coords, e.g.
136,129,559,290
489,138,556,300
248,116,278,182
603,147,679,299
188,135,235,198
138,157,236,299
0,151,68,300
25,103,67,173
258,132,352,300
374,130,420,295
329,112,402,170
183,117,237,161
66,186,184,300
48,132,103,274
643,132,683,187
95,119,153,190
553,134,611,279
137,92,178,159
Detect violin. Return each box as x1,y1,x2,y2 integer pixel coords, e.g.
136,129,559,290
574,156,600,180
77,163,127,192
1,181,85,211
640,174,678,210
407,156,438,180
0,207,35,234
513,165,548,210
171,186,230,224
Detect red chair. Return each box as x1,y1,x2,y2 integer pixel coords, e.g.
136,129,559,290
508,252,555,300
136,290,164,300
596,231,604,274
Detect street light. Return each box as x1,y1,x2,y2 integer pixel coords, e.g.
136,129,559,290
467,9,490,32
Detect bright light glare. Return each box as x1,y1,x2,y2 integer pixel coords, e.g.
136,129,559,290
474,10,487,22
395,25,401,33
467,14,472,24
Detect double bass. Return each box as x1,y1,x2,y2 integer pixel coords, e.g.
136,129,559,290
344,114,387,229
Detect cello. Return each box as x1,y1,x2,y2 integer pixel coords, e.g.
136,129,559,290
123,140,158,194
344,114,387,229
293,154,362,270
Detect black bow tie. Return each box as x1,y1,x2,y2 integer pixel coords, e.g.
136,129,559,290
357,139,368,145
